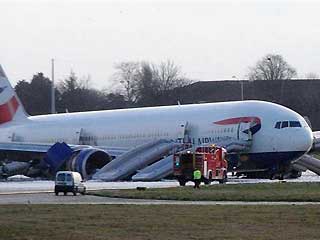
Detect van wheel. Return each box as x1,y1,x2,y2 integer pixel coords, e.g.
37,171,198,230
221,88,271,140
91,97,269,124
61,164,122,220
64,192,67,196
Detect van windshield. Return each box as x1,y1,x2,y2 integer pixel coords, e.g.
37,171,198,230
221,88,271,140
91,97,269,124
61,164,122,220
66,174,72,181
57,174,65,181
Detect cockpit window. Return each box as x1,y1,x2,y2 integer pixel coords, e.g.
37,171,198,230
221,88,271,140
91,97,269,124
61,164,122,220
275,120,302,129
281,121,289,128
289,121,302,127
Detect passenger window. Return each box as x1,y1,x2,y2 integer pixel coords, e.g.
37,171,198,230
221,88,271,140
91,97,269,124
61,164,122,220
289,121,302,128
281,121,289,128
275,122,281,129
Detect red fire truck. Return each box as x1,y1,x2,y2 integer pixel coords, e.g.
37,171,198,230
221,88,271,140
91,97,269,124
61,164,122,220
173,145,228,186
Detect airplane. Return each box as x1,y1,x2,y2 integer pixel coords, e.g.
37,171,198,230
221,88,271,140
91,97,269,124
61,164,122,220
0,65,317,180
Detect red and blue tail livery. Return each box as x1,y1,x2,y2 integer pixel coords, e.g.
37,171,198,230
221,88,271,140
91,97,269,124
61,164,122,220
0,65,27,124
214,117,261,135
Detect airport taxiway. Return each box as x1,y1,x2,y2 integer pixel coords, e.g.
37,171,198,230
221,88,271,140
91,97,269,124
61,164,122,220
1,170,319,195
0,171,319,205
1,192,320,205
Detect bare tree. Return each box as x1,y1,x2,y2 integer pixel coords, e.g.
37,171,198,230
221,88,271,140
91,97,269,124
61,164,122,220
113,60,192,106
113,62,140,103
154,60,191,91
136,62,157,104
58,72,106,112
248,54,297,80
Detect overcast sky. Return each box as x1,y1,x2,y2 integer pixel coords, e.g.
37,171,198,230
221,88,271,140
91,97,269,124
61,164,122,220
1,0,320,89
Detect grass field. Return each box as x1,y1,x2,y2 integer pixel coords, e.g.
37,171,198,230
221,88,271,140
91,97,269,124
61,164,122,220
1,205,320,240
313,153,320,160
92,182,320,201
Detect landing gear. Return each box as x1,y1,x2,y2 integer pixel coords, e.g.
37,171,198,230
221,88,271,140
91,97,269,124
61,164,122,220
204,172,213,185
287,170,302,179
178,177,186,186
278,174,284,180
218,171,228,184
80,187,86,195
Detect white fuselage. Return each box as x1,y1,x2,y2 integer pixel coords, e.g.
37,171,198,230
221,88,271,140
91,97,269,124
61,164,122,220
0,100,313,157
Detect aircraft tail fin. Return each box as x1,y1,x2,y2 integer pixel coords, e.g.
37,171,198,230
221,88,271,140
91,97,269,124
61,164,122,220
0,65,29,124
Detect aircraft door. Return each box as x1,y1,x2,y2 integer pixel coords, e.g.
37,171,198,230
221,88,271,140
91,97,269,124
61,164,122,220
177,121,190,143
78,128,98,146
237,121,252,141
75,128,83,144
4,132,15,142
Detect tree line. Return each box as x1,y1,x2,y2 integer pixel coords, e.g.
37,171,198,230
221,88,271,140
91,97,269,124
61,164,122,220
14,54,318,116
15,60,191,115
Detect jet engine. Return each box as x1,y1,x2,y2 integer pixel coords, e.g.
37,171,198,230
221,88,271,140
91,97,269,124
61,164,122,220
66,148,111,179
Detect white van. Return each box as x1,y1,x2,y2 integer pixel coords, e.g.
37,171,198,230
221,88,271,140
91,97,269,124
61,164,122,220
55,171,86,196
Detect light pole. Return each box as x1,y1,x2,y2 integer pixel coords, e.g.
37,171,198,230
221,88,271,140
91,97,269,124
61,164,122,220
267,57,273,80
241,80,244,101
51,58,55,114
233,76,243,101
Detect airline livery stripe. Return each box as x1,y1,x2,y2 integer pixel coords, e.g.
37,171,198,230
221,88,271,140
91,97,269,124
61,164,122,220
214,117,261,125
0,96,19,124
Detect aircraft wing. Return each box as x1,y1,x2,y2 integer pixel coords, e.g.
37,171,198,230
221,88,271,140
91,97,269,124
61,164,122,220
0,142,51,153
312,131,320,152
0,141,129,158
291,131,320,176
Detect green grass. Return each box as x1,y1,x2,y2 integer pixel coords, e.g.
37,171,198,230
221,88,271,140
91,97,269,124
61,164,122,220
313,153,320,160
91,182,320,201
0,205,320,240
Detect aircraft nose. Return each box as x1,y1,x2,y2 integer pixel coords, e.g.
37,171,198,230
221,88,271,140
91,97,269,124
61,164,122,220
299,127,313,152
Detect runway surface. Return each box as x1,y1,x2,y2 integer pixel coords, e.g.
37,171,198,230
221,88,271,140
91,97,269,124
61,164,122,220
0,180,182,194
1,192,320,205
0,171,319,205
0,171,319,195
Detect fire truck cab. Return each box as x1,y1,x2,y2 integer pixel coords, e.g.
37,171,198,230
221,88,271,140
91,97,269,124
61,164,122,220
173,145,228,186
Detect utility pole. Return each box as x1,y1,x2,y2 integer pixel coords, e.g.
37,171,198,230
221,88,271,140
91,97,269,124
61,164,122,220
240,80,244,101
51,58,56,114
233,76,243,101
267,57,274,80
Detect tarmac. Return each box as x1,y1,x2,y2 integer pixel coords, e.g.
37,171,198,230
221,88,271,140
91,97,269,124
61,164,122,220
0,171,319,205
1,192,320,205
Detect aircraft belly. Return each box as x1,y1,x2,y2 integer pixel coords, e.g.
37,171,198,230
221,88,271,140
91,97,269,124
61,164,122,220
229,151,306,171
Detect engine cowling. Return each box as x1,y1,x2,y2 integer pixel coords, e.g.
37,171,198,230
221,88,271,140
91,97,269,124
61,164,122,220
66,148,111,179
